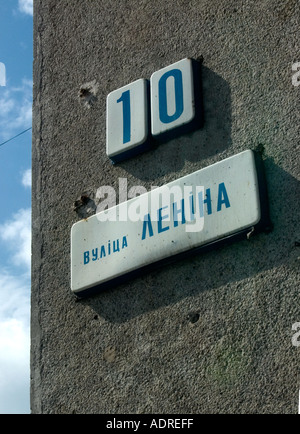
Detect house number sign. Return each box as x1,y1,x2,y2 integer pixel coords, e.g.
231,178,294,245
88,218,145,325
106,58,202,163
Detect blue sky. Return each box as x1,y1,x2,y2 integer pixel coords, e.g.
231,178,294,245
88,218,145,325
0,0,33,414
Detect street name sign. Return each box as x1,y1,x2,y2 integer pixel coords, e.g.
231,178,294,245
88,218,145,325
71,150,269,297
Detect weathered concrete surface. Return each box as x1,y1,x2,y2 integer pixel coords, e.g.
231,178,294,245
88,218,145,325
31,0,300,413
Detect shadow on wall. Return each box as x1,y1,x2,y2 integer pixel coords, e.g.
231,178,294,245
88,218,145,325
74,64,232,217
119,65,232,180
72,65,232,218
76,65,299,323
79,157,299,324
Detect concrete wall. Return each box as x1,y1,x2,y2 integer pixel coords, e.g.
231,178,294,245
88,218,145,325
31,0,300,414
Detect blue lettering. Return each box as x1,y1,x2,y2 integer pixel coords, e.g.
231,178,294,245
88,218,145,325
173,199,186,227
158,206,170,233
92,248,98,261
84,251,90,265
142,214,154,240
217,182,230,212
159,69,184,124
198,189,212,217
189,192,195,221
113,240,120,253
122,236,128,249
100,245,106,258
117,90,131,144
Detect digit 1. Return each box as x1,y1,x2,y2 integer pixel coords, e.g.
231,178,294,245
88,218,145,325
117,90,131,144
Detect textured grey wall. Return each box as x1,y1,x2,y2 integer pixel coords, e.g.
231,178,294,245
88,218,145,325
31,0,300,414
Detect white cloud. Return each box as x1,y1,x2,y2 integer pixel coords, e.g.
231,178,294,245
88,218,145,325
0,274,30,414
0,319,30,414
0,3,32,416
0,95,15,116
22,168,31,189
0,78,32,142
0,209,31,271
0,273,30,322
18,0,33,16
0,207,31,414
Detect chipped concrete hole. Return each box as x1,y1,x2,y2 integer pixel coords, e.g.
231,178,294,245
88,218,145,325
187,312,200,324
79,79,99,108
73,193,97,219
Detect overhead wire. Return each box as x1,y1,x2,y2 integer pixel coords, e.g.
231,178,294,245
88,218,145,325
0,127,32,148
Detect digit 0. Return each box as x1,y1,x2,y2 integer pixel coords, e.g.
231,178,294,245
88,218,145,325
150,58,201,140
158,68,184,124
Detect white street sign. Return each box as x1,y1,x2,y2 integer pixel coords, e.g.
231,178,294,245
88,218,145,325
71,150,265,297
